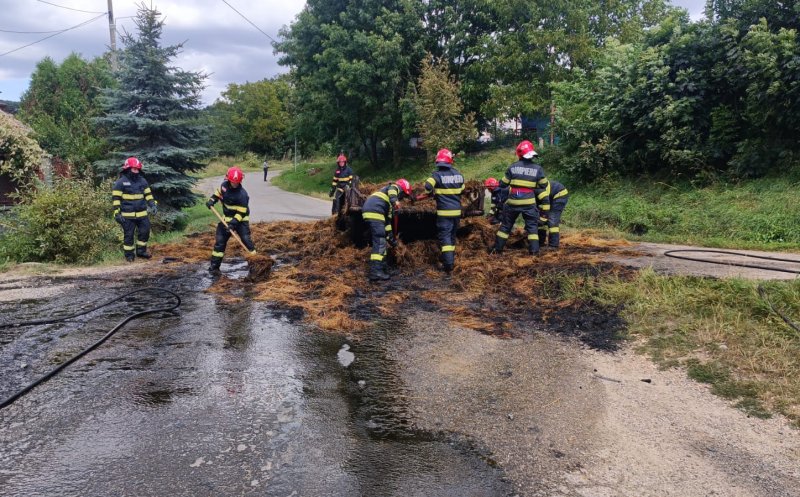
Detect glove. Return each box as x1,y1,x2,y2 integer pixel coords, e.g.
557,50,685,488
114,212,124,224
148,202,158,215
205,199,216,209
328,187,335,198
387,233,398,248
227,218,240,232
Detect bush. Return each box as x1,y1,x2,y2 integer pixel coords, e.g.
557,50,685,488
0,179,118,263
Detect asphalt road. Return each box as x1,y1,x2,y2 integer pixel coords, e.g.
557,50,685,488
196,170,331,222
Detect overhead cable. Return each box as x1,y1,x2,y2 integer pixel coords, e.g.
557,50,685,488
0,13,106,57
220,0,278,44
36,0,105,14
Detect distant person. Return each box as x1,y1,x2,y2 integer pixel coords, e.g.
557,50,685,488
262,159,269,181
489,140,550,256
329,154,353,215
423,148,464,273
538,179,569,249
112,157,157,262
205,166,257,272
483,177,507,225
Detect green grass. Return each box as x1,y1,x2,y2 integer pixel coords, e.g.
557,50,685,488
192,153,266,179
570,269,800,424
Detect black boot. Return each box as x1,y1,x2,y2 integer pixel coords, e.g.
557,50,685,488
137,251,152,260
382,261,399,276
125,253,135,263
528,239,540,256
209,258,222,272
368,261,390,281
442,263,454,274
538,229,548,247
548,232,560,249
488,236,506,254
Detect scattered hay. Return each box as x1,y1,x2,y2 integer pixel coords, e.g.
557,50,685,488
160,215,642,345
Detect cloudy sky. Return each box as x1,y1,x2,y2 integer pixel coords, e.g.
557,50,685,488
0,0,706,106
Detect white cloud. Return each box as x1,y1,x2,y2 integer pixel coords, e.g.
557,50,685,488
0,0,305,104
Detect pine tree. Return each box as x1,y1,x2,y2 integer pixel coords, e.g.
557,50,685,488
94,3,209,211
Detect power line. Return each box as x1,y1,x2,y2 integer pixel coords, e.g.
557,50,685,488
220,0,278,44
0,27,68,34
0,13,107,57
36,0,105,14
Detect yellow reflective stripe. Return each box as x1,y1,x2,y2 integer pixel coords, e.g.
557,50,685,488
510,179,537,188
337,176,353,181
144,187,152,193
385,225,392,232
538,178,549,185
362,212,386,221
331,181,338,186
437,209,461,217
371,191,390,202
211,250,224,258
553,189,569,199
527,234,538,240
500,177,510,185
136,241,147,246
425,177,436,187
538,225,549,231
434,188,464,194
540,204,551,211
388,185,400,196
121,211,148,218
123,244,135,250
549,227,560,233
441,245,455,252
113,200,121,206
122,193,144,200
506,198,536,206
214,188,222,198
234,213,244,222
537,191,549,200
370,253,384,261
145,194,154,201
496,231,509,239
223,203,248,213
112,190,123,195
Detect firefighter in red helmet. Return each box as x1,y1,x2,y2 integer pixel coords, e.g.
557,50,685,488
489,140,550,256
361,179,411,280
484,177,507,225
329,154,354,215
112,157,157,262
423,148,464,273
205,166,257,272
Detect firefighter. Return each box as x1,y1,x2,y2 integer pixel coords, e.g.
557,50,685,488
329,154,354,215
112,157,157,262
423,148,464,273
361,178,412,281
489,140,550,255
538,179,569,249
484,177,507,225
205,166,257,272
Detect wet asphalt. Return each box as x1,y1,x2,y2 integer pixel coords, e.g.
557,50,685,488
0,266,513,496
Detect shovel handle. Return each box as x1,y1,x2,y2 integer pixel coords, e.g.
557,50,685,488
209,204,250,253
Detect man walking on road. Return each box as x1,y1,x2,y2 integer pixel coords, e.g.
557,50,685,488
262,159,269,182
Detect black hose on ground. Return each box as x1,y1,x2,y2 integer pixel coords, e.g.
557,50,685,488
0,287,181,410
663,249,800,275
757,285,800,337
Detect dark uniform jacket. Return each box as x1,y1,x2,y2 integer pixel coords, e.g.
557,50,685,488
210,180,251,223
362,184,400,225
490,187,508,208
549,180,569,203
112,173,154,218
500,159,551,212
332,165,354,190
424,163,465,217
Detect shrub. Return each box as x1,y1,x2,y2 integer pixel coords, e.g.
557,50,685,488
0,179,118,263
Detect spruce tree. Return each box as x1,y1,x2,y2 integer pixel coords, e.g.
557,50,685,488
94,3,209,212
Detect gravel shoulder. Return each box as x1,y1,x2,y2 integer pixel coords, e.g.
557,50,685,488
398,312,800,497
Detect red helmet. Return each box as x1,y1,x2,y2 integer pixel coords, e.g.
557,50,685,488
435,148,454,164
336,154,347,166
515,140,538,159
395,178,411,196
484,177,499,190
226,166,244,184
123,157,142,170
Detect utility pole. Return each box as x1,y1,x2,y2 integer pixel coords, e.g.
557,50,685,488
294,136,298,172
107,0,118,71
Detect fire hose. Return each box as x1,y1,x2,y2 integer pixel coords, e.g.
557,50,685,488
0,287,181,410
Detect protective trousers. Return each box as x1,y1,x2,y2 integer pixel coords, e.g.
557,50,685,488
436,216,459,268
332,188,345,215
210,221,255,268
495,204,540,254
538,199,567,247
367,220,387,263
122,217,150,258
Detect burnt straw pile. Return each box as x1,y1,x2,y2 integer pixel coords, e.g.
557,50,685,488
160,216,641,350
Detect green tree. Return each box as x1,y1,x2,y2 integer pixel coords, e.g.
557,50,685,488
94,3,209,211
408,56,476,157
0,111,45,189
18,54,115,176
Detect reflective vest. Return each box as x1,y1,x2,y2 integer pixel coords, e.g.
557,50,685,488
362,184,400,224
211,180,251,223
500,159,551,211
112,173,154,218
332,164,354,190
424,162,464,217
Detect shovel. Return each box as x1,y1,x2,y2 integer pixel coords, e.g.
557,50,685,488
209,204,273,280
